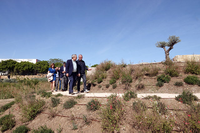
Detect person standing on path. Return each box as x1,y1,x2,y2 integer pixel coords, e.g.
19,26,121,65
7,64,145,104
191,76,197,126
77,54,91,93
55,67,61,91
48,63,56,92
66,54,80,95
60,62,68,91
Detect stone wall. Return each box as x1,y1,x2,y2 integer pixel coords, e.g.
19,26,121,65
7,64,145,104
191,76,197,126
173,55,200,62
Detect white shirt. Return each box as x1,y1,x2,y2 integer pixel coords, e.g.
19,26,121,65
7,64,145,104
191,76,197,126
64,66,66,72
72,59,77,72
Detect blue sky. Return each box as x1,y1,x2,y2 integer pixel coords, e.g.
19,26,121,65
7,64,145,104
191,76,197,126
0,0,200,66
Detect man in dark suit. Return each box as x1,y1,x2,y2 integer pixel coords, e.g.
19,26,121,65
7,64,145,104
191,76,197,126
60,62,68,91
66,54,80,95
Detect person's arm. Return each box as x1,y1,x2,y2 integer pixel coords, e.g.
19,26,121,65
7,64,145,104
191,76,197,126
66,61,69,77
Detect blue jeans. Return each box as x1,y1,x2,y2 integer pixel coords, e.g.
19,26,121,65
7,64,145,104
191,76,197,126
68,72,77,94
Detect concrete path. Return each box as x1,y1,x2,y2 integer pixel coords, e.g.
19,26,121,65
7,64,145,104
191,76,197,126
52,91,200,99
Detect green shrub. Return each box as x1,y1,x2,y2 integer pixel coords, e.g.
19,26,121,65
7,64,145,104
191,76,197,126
184,61,200,75
97,77,102,84
55,93,63,97
197,80,200,86
123,91,137,101
174,81,183,86
143,95,161,101
153,101,167,115
111,66,121,80
112,83,117,89
165,65,179,77
184,75,199,85
86,99,101,111
121,71,132,89
109,78,116,85
0,114,15,132
32,125,54,133
22,99,45,121
105,84,110,88
72,121,78,130
175,90,198,105
91,64,98,67
51,97,60,107
132,100,147,113
157,74,171,83
98,85,102,88
13,125,30,133
63,99,77,109
156,81,164,87
135,83,145,90
101,95,124,132
148,67,160,77
0,101,15,113
97,60,114,71
75,94,85,99
37,90,52,98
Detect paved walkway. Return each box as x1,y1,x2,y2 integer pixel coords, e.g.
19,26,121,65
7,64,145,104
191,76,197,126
52,91,200,99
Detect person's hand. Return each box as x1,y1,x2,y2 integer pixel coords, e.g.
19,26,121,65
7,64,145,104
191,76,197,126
78,74,80,77
52,73,54,76
63,71,66,73
66,73,69,77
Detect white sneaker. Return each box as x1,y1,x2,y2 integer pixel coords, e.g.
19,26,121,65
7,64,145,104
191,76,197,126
84,89,89,93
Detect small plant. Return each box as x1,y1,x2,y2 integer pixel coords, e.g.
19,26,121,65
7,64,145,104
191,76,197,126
105,84,110,88
86,99,101,111
0,101,15,113
174,81,183,86
143,95,161,101
123,91,137,101
98,85,102,88
109,78,116,85
112,83,117,89
135,83,145,90
184,75,199,85
32,125,54,133
97,77,103,84
148,67,160,77
157,74,171,83
156,81,164,87
175,90,198,105
55,93,63,97
75,94,85,99
97,60,114,72
111,66,122,80
184,60,200,75
63,99,77,109
132,100,147,113
83,115,91,125
72,121,78,130
0,114,15,132
56,125,62,133
51,97,60,107
37,90,51,98
13,125,30,133
22,99,45,121
153,101,167,115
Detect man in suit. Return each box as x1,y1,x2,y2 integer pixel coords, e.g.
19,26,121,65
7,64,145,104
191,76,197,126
60,62,68,91
77,54,91,93
66,54,80,95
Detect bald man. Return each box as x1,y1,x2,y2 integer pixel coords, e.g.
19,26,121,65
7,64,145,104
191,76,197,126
77,54,91,93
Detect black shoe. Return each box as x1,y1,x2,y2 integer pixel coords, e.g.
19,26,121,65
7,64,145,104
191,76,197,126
69,92,75,95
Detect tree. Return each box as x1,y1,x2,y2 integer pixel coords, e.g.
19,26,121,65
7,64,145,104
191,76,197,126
35,61,49,73
0,59,18,74
14,62,35,75
156,36,181,61
54,62,63,67
48,58,63,65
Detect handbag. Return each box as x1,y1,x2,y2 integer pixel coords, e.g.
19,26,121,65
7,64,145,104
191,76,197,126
47,73,53,82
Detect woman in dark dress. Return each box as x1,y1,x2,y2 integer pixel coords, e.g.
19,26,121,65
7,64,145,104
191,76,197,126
48,63,56,92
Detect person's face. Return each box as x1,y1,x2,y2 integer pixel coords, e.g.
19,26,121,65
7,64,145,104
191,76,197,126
52,64,55,68
73,55,77,61
79,55,83,60
63,63,66,67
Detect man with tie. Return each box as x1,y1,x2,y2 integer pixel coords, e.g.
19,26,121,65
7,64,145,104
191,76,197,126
66,54,80,95
60,62,68,91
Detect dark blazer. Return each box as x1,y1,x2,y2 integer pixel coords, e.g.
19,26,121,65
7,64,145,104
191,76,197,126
66,59,80,76
60,66,66,78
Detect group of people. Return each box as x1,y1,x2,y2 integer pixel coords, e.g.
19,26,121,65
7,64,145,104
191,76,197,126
47,54,91,95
